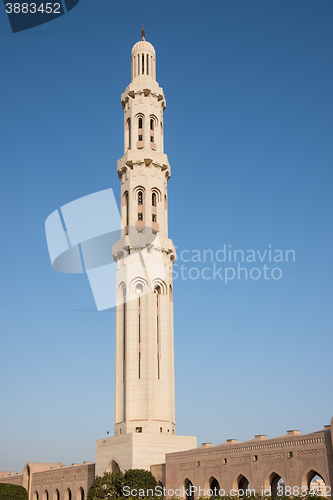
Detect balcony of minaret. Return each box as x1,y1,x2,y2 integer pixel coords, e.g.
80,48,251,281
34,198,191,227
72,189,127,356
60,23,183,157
117,155,171,180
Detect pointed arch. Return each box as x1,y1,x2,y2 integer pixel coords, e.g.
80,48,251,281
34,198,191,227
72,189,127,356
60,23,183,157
106,457,122,473
117,282,127,301
65,488,72,500
130,277,148,295
122,191,129,229
301,468,328,491
125,118,131,150
232,474,251,496
149,114,158,127
181,477,195,500
204,476,220,496
151,187,162,202
133,186,146,201
53,489,60,500
77,487,84,500
152,279,167,295
135,113,144,148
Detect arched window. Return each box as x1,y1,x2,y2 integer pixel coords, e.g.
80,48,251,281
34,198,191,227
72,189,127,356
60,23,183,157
308,472,326,495
137,116,143,149
126,118,131,150
269,473,285,497
77,487,84,500
27,465,31,494
150,118,155,147
210,478,220,496
136,284,143,379
138,191,143,206
152,192,156,207
34,492,39,500
184,479,194,500
238,476,250,497
66,487,72,500
154,285,161,379
124,192,129,229
43,490,49,500
54,489,60,500
137,190,143,222
122,286,126,392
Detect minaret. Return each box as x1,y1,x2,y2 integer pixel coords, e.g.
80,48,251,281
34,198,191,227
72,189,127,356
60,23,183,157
95,34,196,475
113,27,175,436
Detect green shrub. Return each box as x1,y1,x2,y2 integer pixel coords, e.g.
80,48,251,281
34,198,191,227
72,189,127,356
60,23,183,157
87,469,159,500
0,483,28,500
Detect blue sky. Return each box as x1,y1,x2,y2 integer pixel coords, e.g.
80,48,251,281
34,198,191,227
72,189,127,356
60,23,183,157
0,0,332,472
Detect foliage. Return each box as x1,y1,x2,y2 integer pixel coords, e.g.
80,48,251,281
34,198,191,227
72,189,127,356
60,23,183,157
87,471,124,500
87,469,158,500
0,483,28,500
123,469,157,497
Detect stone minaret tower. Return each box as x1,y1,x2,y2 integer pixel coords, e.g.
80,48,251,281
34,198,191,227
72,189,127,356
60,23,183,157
113,28,175,437
95,33,196,474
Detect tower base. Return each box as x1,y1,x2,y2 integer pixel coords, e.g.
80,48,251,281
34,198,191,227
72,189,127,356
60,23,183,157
95,433,197,476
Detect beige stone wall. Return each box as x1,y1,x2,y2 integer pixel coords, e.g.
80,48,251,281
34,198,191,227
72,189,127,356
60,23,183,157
0,472,23,486
95,433,197,477
0,463,94,500
29,462,94,500
165,426,333,498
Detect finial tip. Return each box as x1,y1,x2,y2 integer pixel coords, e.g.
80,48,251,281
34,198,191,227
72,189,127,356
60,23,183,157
142,18,145,40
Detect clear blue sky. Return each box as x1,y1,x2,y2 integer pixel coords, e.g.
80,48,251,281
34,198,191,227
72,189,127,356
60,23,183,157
0,0,332,473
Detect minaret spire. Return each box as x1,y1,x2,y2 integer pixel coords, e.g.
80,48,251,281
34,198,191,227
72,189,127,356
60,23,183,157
141,19,145,40
94,35,197,476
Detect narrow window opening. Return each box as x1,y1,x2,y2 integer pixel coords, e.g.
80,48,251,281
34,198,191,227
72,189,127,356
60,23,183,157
125,192,129,228
142,54,144,74
160,427,163,433
138,191,143,205
138,117,143,145
152,214,156,223
138,55,140,75
122,286,126,422
152,192,157,207
155,287,160,379
136,426,142,433
146,54,149,75
150,118,154,146
138,292,141,379
138,213,143,221
127,118,131,150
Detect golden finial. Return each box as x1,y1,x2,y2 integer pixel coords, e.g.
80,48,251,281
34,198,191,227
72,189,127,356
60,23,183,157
142,19,145,41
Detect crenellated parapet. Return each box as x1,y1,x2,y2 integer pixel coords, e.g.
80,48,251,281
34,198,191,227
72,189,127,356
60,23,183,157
117,150,171,180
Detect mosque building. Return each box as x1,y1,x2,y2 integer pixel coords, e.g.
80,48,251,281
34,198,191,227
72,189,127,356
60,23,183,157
1,32,332,500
